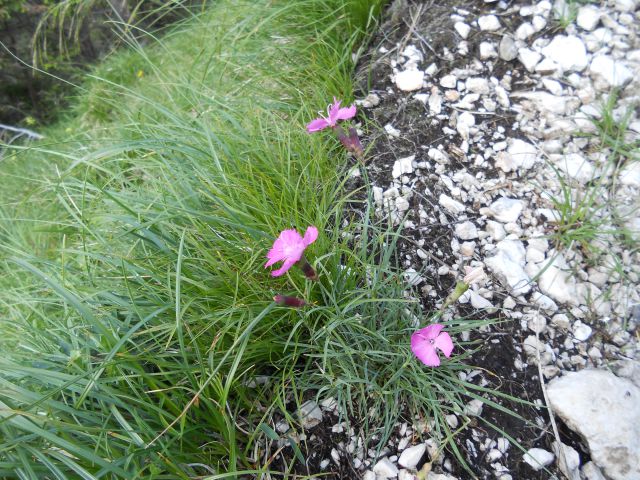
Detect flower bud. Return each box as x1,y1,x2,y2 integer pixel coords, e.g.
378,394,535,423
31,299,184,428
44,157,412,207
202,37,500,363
273,295,307,308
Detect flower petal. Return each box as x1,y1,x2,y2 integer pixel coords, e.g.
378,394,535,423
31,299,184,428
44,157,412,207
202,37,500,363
271,257,298,277
264,255,281,268
302,226,319,246
411,333,441,367
433,331,454,358
416,323,444,341
328,97,342,122
306,117,330,132
335,105,356,121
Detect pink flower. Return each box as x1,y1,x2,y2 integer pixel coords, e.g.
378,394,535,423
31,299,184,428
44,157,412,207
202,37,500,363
411,324,454,367
306,97,357,133
264,226,318,277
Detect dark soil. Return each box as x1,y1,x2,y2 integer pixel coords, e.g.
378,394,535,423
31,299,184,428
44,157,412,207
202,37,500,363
0,0,194,126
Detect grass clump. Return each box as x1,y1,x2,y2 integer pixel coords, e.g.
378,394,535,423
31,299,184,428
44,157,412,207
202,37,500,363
0,1,387,476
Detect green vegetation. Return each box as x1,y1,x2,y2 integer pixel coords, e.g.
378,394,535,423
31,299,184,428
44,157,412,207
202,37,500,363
546,91,638,255
0,0,526,477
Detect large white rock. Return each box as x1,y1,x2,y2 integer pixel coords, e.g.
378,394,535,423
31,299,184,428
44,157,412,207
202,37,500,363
510,91,569,115
455,221,479,240
396,70,425,92
373,458,399,479
518,48,542,72
537,251,578,305
454,21,471,39
590,56,633,87
398,443,427,469
466,77,490,94
547,370,640,480
507,139,538,170
581,462,607,480
486,198,524,223
619,162,640,187
614,0,636,11
439,194,465,214
478,15,501,31
392,155,415,178
523,448,555,470
457,111,475,140
299,400,323,429
576,5,600,31
555,153,595,183
485,239,532,295
541,35,588,72
553,441,581,479
499,36,518,61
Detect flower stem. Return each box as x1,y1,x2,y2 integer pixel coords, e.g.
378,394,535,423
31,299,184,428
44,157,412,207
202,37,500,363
440,281,469,313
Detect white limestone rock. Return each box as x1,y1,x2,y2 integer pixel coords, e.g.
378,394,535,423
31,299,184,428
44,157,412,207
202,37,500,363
499,36,518,61
398,443,427,469
486,198,524,223
440,74,457,89
299,400,323,429
547,370,640,480
479,41,497,59
486,220,506,241
396,70,425,92
619,162,640,187
456,111,475,140
537,251,578,305
454,21,471,39
581,462,607,480
439,194,465,214
523,448,555,471
555,153,595,183
507,138,538,170
426,474,458,480
518,48,542,72
531,292,558,312
455,221,479,240
478,15,501,31
485,239,532,295
590,55,633,87
466,77,490,94
572,320,592,341
392,155,415,178
385,124,401,138
576,5,600,31
357,93,381,108
516,22,535,40
363,471,376,480
541,35,588,72
553,441,581,479
373,458,399,479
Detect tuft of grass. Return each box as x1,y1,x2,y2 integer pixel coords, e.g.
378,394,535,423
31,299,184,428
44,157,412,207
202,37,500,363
0,0,387,476
588,89,640,167
552,0,596,29
542,90,639,254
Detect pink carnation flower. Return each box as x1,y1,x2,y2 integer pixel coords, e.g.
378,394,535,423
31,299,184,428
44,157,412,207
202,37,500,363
411,324,454,367
306,97,357,133
264,226,318,277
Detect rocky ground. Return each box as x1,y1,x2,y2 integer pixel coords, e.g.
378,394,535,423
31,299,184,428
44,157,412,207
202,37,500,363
265,0,640,478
